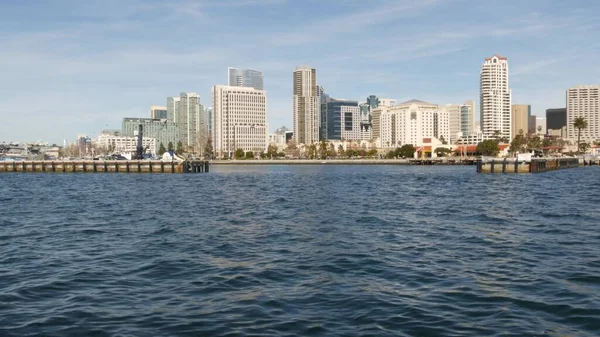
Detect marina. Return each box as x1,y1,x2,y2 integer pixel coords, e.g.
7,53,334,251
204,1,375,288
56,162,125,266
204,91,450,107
476,157,589,173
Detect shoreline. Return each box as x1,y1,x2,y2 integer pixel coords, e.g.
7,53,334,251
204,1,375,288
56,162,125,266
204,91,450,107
210,159,477,165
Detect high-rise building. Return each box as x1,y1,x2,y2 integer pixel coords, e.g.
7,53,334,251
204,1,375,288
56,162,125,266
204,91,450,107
150,106,168,119
380,100,450,148
176,93,205,151
228,67,264,90
167,97,180,123
529,116,536,134
511,104,531,137
293,66,320,144
445,101,474,143
122,117,178,150
480,55,511,140
546,108,567,130
212,85,268,157
567,85,600,141
321,97,360,141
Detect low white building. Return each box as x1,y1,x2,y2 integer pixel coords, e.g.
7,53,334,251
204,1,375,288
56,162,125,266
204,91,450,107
96,134,157,155
268,133,287,150
380,99,450,148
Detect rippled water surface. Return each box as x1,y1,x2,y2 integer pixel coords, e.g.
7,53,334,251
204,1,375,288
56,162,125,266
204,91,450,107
1,165,599,336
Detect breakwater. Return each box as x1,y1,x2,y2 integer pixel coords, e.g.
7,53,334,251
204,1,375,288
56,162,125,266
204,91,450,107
0,160,209,173
477,158,581,173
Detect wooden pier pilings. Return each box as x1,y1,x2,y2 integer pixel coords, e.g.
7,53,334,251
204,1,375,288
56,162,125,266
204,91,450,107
0,160,209,174
477,158,581,173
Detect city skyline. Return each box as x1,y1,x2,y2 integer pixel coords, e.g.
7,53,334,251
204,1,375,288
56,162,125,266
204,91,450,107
1,0,600,143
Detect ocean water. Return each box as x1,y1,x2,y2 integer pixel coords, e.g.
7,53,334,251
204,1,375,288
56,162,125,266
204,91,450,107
0,165,599,337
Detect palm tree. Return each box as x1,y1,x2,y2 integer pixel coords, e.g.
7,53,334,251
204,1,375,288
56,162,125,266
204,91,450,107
573,117,588,153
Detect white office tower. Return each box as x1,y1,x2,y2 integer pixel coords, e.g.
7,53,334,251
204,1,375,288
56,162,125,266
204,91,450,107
480,55,511,140
380,100,450,148
212,85,268,158
567,85,600,141
293,66,320,144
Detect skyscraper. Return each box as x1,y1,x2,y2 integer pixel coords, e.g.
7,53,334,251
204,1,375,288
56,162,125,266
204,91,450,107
176,93,205,151
511,104,531,137
167,96,180,123
212,85,268,158
567,85,600,141
228,67,264,90
293,66,320,144
480,55,511,140
321,97,360,141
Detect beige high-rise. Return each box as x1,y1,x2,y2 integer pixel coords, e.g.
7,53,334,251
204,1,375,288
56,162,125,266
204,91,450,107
567,85,600,141
293,66,320,144
511,104,530,137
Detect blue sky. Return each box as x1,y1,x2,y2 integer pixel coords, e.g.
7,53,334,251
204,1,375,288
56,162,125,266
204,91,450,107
1,0,599,144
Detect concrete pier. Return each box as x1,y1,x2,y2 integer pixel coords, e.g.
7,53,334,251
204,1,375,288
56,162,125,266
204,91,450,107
477,158,582,173
0,160,209,174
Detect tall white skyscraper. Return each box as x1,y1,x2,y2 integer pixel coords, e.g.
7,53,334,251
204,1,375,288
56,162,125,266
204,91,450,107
567,85,600,141
293,65,320,144
228,67,264,90
480,55,511,140
212,85,268,157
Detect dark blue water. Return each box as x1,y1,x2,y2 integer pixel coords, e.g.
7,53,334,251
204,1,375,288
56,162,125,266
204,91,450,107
1,165,599,337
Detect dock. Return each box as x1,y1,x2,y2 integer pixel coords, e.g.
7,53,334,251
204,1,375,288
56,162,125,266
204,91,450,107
476,158,583,173
0,160,209,173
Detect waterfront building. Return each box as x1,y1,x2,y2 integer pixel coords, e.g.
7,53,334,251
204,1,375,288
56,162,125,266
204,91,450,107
228,67,264,90
445,101,475,143
380,99,450,148
122,117,178,150
268,133,287,149
371,107,384,146
176,92,205,151
321,97,360,141
378,98,397,107
167,96,180,123
546,108,567,137
529,116,536,134
293,65,320,144
96,133,157,155
212,85,268,157
151,106,168,119
511,104,531,137
567,85,600,141
480,55,512,140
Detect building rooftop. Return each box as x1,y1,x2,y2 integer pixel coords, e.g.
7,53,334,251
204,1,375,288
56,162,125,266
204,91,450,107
485,55,507,61
397,99,436,106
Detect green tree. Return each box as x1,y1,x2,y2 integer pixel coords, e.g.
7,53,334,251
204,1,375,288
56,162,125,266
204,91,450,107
397,144,416,158
168,142,174,152
579,142,591,153
476,139,500,157
319,141,328,159
492,130,509,143
307,144,317,159
439,135,448,145
158,142,166,156
367,149,378,157
235,148,245,159
204,135,213,158
245,151,254,159
176,141,184,155
573,117,588,153
434,147,452,157
337,144,344,158
509,130,528,154
267,144,278,158
285,140,299,158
